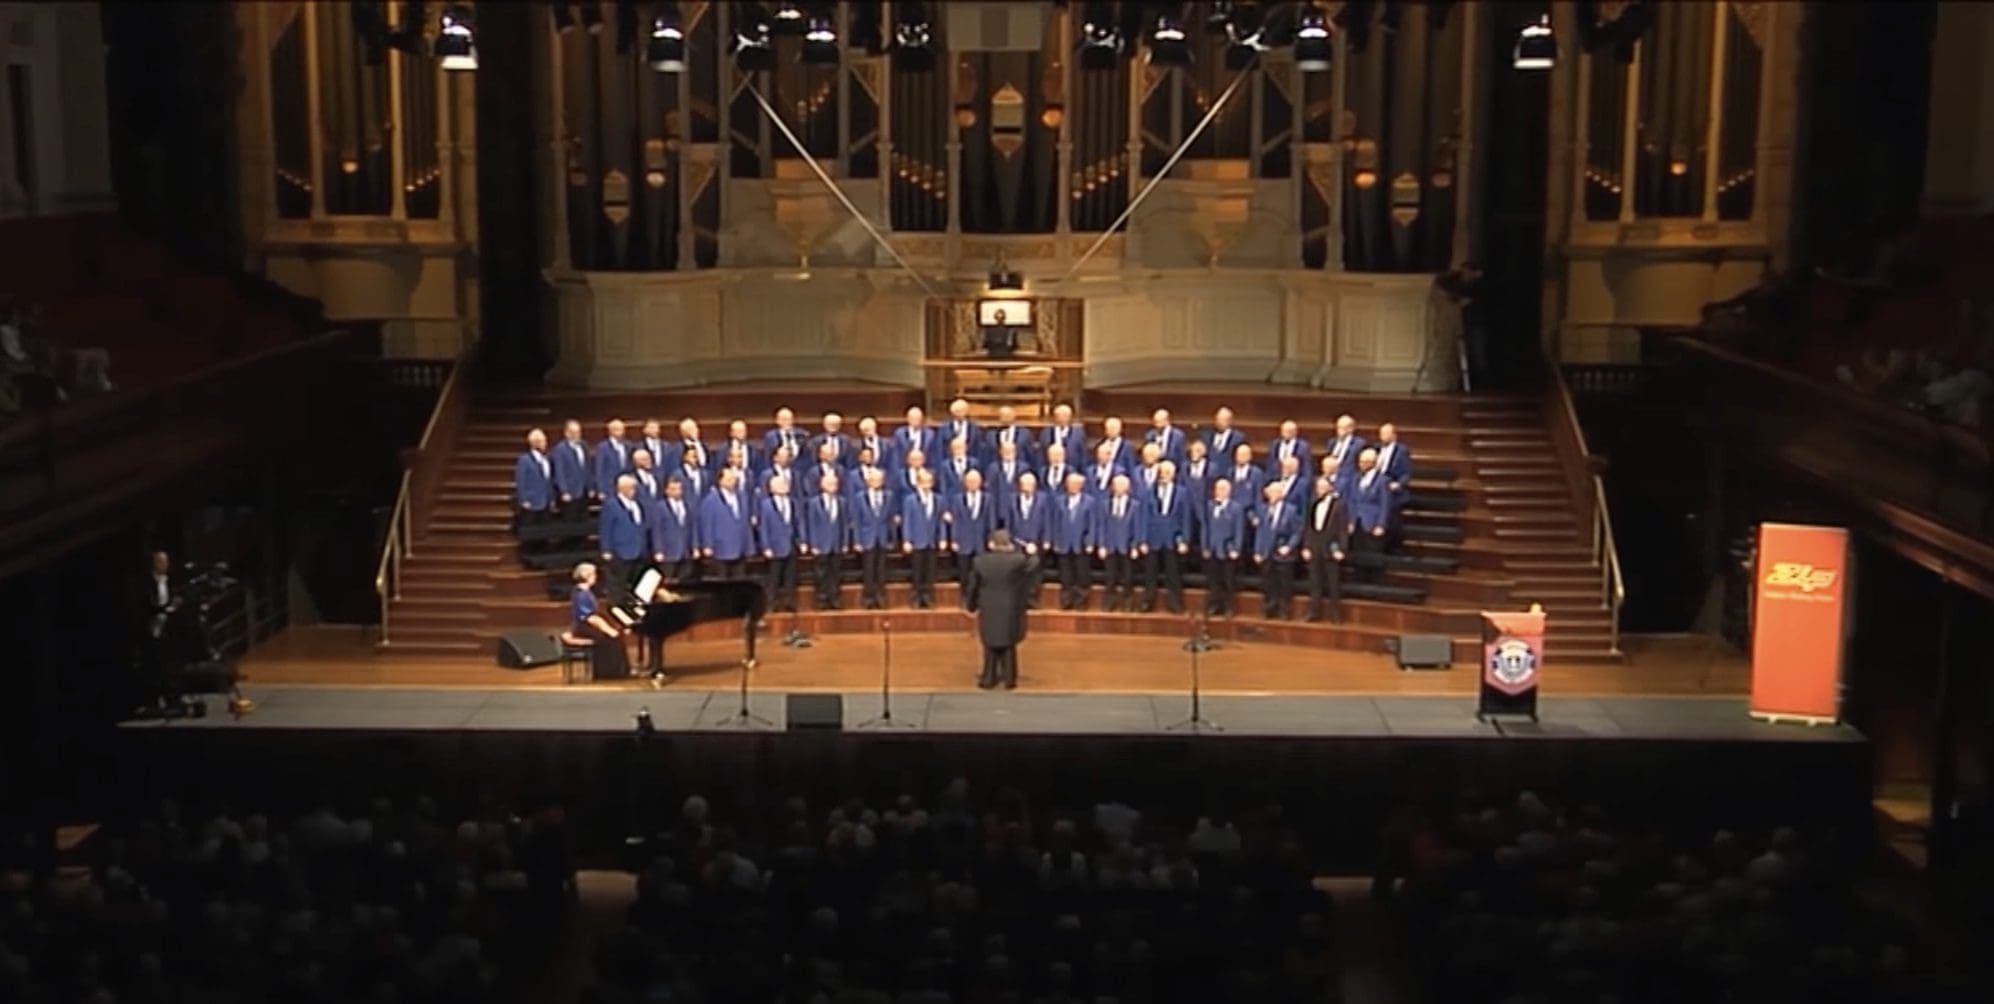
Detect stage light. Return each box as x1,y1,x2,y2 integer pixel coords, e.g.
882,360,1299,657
1294,8,1333,72
1146,13,1192,67
1512,13,1556,70
1222,4,1268,70
648,5,686,72
734,5,775,72
801,15,839,65
771,2,807,37
892,1,935,71
435,5,477,71
1205,1,1236,35
1079,3,1124,72
578,1,604,35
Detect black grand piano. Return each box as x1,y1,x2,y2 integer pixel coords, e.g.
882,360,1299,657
608,569,765,680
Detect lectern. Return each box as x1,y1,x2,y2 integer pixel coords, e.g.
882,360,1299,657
1477,606,1545,721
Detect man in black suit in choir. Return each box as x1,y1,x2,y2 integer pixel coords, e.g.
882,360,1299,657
964,529,1035,690
1302,474,1352,623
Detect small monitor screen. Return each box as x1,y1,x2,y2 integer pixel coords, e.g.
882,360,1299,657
978,299,1031,327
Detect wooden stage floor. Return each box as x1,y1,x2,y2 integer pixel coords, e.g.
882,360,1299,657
239,626,1750,697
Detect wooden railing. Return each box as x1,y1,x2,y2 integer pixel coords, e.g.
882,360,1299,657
374,352,473,645
1544,360,1625,656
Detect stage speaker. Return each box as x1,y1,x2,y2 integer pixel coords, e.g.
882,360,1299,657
496,630,564,669
1392,634,1454,671
786,693,844,732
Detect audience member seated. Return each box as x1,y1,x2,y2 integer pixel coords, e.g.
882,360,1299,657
587,780,1335,1004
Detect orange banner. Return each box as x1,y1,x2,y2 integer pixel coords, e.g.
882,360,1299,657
1750,523,1849,722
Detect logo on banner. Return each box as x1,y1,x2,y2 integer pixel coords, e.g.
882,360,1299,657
1762,562,1839,601
1487,636,1538,689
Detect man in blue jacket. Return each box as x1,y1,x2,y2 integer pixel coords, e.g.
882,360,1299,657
1141,460,1190,614
648,476,698,583
899,469,947,608
598,474,648,597
803,471,854,609
1348,448,1395,583
946,470,997,606
854,467,897,610
1202,478,1246,617
1250,481,1301,620
1003,471,1050,608
515,428,555,555
1040,403,1086,466
1224,442,1265,509
553,419,593,517
1050,471,1099,610
1097,474,1144,612
593,418,632,500
756,474,802,613
697,468,754,580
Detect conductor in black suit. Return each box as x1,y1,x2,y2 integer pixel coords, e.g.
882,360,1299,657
963,528,1035,690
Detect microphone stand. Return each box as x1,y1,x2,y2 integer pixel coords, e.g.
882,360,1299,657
712,611,774,729
1166,612,1222,732
856,619,914,728
1181,597,1220,653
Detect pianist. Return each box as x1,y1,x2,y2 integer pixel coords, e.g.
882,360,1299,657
570,562,630,681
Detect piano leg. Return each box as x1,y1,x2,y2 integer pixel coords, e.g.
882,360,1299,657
646,638,665,680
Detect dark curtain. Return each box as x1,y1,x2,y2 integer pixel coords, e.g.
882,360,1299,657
1341,6,1464,272
958,52,1057,234
474,2,546,376
1632,1,1714,218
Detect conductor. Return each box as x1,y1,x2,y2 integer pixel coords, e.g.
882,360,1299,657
963,528,1036,690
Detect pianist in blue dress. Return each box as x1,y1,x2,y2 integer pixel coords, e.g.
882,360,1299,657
570,561,630,681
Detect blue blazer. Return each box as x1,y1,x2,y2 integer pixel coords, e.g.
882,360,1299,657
592,439,632,497
1084,462,1127,498
936,456,979,497
1202,499,1246,559
1350,473,1394,533
984,458,1032,504
1003,492,1053,550
671,464,710,500
938,419,982,460
1098,495,1144,555
1041,424,1087,464
1267,474,1310,509
553,439,593,499
899,491,947,549
662,439,710,476
696,490,754,561
630,467,665,504
1093,436,1135,470
894,426,939,463
1144,484,1191,549
1265,437,1312,476
598,496,648,560
760,465,805,499
1144,426,1188,465
715,438,765,474
852,435,898,473
1251,501,1301,561
803,492,855,553
854,487,898,549
755,496,801,558
763,428,809,466
515,452,554,511
635,436,674,472
1220,464,1266,506
1376,442,1414,490
1321,433,1369,471
808,432,851,468
1203,427,1247,462
947,490,997,555
985,425,1037,465
1039,463,1079,498
1049,493,1100,554
648,496,697,562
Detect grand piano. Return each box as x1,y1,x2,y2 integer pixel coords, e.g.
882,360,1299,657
608,568,766,679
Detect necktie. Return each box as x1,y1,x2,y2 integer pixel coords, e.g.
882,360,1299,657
922,493,933,519
871,491,881,512
1269,503,1280,529
1114,497,1125,518
970,495,980,520
1098,467,1109,489
1216,502,1225,519
955,459,965,476
1004,463,1013,481
536,453,549,478
828,498,838,522
572,442,583,464
1021,496,1031,520
672,500,683,521
1068,496,1078,514
779,498,790,523
1161,486,1171,513
625,498,640,524
615,441,626,463
727,492,738,517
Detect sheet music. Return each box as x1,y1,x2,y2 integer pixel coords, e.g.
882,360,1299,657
632,569,664,604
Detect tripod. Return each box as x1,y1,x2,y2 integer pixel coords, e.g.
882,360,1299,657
855,619,915,728
711,615,774,728
1166,612,1222,732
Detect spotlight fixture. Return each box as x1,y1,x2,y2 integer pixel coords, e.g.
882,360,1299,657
435,4,477,71
1079,3,1124,72
733,5,775,71
1146,13,1192,67
1205,1,1236,35
1294,7,1332,72
1512,13,1556,70
771,2,808,36
1222,4,1268,70
891,1,935,71
648,5,686,72
801,15,839,65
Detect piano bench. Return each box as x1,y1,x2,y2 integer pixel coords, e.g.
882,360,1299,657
558,632,593,686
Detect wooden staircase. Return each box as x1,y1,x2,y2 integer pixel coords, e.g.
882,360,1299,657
380,384,1622,664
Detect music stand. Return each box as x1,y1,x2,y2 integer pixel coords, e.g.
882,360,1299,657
1166,612,1222,732
711,613,775,729
855,619,915,728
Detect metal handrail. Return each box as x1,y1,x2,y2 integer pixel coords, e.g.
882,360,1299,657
1593,475,1625,657
375,470,412,646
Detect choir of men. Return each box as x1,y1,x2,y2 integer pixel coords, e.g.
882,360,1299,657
519,404,1415,619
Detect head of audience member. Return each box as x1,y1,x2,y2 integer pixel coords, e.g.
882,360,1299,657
1140,442,1162,469
1357,447,1378,473
948,398,971,422
616,474,638,501
1045,443,1068,469
1314,475,1333,499
728,419,751,444
1213,478,1233,503
1232,443,1256,469
1214,406,1235,432
1103,415,1124,440
996,404,1018,427
818,472,840,496
1017,471,1038,498
1265,481,1288,505
1187,439,1207,463
718,468,741,493
904,405,926,430
678,418,702,443
1378,422,1398,445
564,419,584,444
606,418,627,442
1051,403,1074,428
1152,408,1173,432
1062,471,1085,496
767,474,790,498
962,470,984,495
822,411,843,435
574,561,598,588
632,448,654,473
904,448,927,471
1280,454,1300,479
1278,419,1300,442
1335,414,1357,440
641,419,663,443
527,428,547,453
1110,473,1132,498
1158,459,1177,485
773,406,795,432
